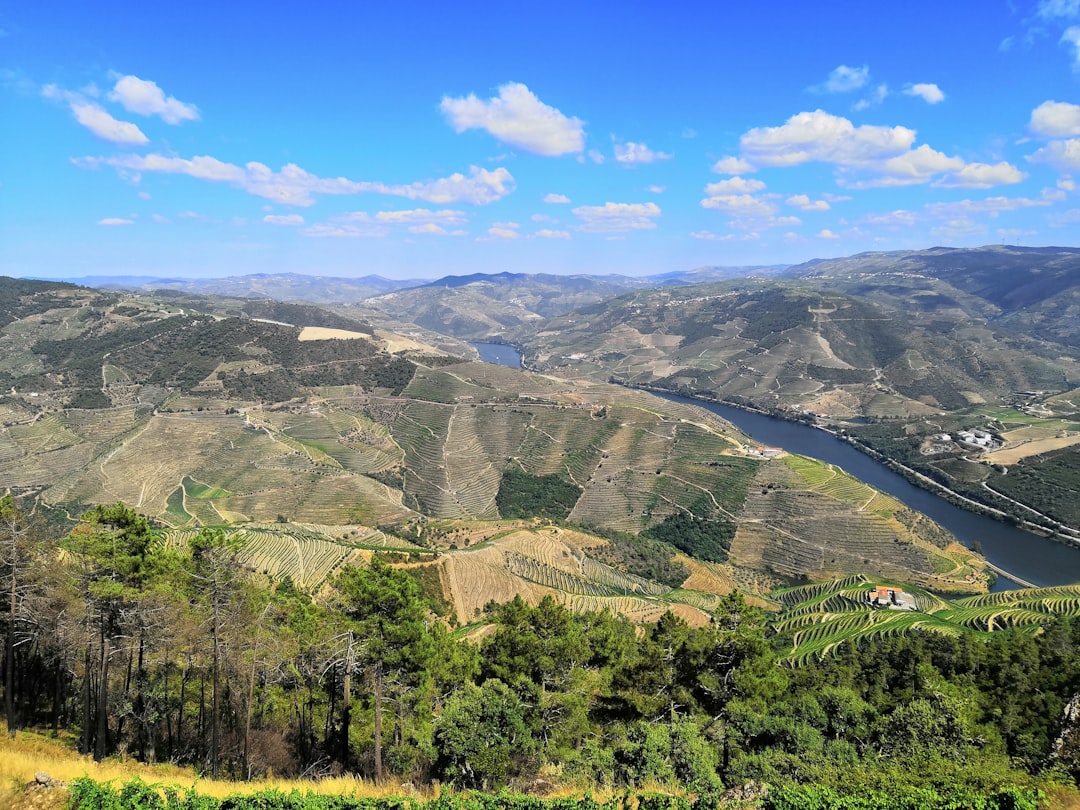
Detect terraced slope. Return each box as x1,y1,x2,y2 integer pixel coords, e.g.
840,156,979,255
0,280,991,599
774,576,1080,664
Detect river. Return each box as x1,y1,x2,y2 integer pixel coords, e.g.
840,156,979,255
473,343,1080,589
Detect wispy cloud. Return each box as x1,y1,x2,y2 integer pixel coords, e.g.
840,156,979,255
98,217,135,225
811,64,870,94
572,201,661,232
441,82,584,156
543,193,571,203
613,142,672,164
263,214,304,226
77,154,515,206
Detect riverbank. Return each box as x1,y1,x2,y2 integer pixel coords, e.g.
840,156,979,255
626,381,1079,551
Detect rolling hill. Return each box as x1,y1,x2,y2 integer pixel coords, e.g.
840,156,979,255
0,276,988,617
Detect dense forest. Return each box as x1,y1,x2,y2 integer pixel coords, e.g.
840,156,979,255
2,495,1079,802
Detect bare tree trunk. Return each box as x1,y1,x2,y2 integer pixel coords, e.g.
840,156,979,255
341,631,352,769
82,629,92,755
211,599,220,778
5,554,15,736
373,665,383,782
243,610,265,780
95,627,109,761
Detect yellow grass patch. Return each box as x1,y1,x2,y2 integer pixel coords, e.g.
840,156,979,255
297,326,375,342
0,726,421,809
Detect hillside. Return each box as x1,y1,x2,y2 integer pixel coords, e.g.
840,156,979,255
0,277,988,604
361,267,790,341
522,247,1080,416
789,245,1080,348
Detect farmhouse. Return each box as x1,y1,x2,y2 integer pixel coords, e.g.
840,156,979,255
956,429,1002,450
745,445,783,458
867,585,917,611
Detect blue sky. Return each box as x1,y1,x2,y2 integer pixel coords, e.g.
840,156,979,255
4,1,1080,280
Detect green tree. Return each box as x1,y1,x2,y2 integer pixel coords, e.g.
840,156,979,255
188,526,244,777
434,678,536,789
62,503,158,760
333,558,433,781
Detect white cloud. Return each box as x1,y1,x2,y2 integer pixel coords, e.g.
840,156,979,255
613,142,673,163
712,156,753,174
72,102,149,144
700,193,777,218
544,193,570,203
786,194,830,211
647,185,665,194
1029,138,1080,171
483,222,521,240
904,83,945,104
813,64,870,94
108,75,199,124
440,82,584,156
933,161,1027,189
408,223,465,236
1059,176,1077,190
1030,100,1080,137
78,153,515,206
264,214,304,226
1064,27,1080,69
534,229,570,239
572,201,661,232
587,149,606,164
817,229,840,239
375,208,467,225
370,166,514,205
740,110,916,169
704,176,766,195
151,214,170,224
97,217,134,225
730,109,1022,189
137,191,151,200
44,85,150,145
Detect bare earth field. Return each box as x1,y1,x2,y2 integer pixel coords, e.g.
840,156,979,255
986,432,1080,464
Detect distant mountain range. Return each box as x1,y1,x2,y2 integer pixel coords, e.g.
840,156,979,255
61,264,788,305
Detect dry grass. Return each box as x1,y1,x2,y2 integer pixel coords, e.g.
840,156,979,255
985,432,1080,464
1043,783,1080,810
0,726,421,809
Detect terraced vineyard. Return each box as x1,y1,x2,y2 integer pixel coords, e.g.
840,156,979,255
166,523,366,590
0,333,993,602
774,576,1080,665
